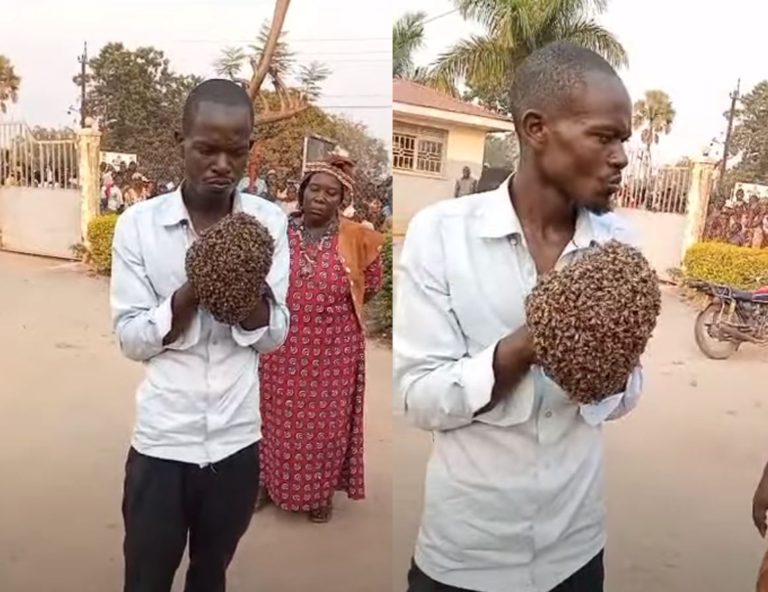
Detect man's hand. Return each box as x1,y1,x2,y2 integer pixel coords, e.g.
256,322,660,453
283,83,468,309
239,284,274,331
753,464,768,537
163,282,199,346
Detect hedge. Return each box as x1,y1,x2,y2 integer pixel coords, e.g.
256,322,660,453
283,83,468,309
367,230,393,339
683,241,768,289
86,214,118,275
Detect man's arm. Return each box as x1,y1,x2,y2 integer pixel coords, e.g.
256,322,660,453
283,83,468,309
454,180,460,198
111,210,201,362
394,211,534,431
231,213,290,353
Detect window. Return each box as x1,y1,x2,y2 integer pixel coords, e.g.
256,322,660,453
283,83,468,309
393,125,446,175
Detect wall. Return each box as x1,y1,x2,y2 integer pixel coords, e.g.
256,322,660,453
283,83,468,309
617,207,687,278
392,118,487,235
0,187,81,259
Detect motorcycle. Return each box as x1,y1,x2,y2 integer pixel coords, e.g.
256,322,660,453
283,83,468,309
690,279,768,359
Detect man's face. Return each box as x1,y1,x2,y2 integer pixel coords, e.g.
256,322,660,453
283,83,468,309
526,72,631,214
178,101,252,200
462,167,470,178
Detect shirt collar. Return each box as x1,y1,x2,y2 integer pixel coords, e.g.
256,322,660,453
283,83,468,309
476,175,601,249
157,184,245,227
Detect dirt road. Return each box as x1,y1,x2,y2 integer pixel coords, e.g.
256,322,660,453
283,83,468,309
0,252,392,592
393,286,768,591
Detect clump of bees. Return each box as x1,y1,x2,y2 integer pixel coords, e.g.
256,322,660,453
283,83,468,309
185,212,274,325
525,240,661,404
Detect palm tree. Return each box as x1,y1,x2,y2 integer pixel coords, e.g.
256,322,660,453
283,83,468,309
249,20,295,79
297,61,331,101
393,12,427,78
214,46,247,81
0,55,21,114
632,89,675,164
431,0,627,96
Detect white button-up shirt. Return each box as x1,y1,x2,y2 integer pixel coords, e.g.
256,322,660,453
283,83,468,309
394,180,643,592
110,188,290,466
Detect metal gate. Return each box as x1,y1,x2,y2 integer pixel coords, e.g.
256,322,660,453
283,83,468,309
0,121,81,259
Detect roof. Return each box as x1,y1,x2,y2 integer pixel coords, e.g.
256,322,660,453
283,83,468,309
393,79,512,123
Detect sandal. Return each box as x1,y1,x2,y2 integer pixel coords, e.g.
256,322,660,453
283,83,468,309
253,485,272,513
308,503,333,523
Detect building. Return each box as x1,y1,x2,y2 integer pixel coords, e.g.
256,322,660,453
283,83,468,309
392,79,515,235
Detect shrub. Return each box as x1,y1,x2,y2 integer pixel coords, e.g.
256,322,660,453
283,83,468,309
86,214,118,275
683,241,768,289
366,230,393,341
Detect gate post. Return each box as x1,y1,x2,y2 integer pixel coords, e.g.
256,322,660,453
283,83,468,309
77,123,101,248
681,156,717,261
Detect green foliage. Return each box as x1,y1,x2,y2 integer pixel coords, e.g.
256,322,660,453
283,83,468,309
0,55,21,114
683,241,768,289
724,80,768,188
448,0,627,116
255,102,388,183
76,43,201,182
86,214,118,275
393,12,427,78
367,230,393,340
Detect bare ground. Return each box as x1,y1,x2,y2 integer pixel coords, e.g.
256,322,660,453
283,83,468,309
0,252,392,592
392,284,768,591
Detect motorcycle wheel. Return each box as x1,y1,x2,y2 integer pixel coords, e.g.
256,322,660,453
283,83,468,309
694,303,741,360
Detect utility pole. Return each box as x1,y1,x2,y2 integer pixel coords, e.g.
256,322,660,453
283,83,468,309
720,78,740,186
77,42,88,128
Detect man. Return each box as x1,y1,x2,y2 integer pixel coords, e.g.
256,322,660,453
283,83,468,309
454,165,478,197
394,42,642,592
110,79,289,592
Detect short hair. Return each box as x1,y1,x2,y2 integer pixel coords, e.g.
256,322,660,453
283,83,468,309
182,79,254,134
509,42,621,127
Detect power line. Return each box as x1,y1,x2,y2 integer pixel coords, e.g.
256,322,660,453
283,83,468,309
172,36,390,44
317,105,390,110
424,8,460,24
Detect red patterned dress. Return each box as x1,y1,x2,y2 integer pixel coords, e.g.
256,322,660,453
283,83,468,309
258,219,382,511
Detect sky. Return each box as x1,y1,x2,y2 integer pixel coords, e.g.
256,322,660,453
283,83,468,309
0,0,392,143
391,0,766,164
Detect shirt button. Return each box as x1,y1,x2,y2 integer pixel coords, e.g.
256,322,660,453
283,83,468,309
544,410,552,418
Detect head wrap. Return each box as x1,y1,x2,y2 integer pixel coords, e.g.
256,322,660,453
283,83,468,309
302,155,357,208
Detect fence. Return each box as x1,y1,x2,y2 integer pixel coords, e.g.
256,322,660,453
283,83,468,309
0,122,79,190
613,148,691,214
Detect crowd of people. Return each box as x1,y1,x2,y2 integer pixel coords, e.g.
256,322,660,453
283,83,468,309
704,188,768,248
100,158,392,233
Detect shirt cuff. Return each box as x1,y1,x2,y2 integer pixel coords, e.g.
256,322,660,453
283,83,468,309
150,294,200,351
459,342,497,414
579,365,643,426
231,302,272,347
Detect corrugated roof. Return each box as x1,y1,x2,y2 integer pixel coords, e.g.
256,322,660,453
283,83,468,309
393,79,512,123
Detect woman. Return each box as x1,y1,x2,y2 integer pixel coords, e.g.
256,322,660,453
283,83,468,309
257,156,385,523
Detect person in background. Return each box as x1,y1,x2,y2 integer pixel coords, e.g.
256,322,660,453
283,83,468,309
123,173,148,208
256,156,384,523
454,165,478,197
110,79,290,592
395,42,641,592
101,173,124,214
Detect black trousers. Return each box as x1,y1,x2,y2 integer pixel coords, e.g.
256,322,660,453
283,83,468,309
122,443,260,592
406,550,604,592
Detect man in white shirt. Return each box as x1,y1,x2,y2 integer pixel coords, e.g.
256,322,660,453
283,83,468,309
111,79,289,592
394,43,642,592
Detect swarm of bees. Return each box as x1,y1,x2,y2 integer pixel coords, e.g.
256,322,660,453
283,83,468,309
185,212,275,325
525,240,661,404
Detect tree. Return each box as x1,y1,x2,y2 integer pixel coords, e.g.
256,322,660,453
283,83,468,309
435,0,627,113
483,132,519,169
0,55,21,114
214,46,247,81
297,62,331,101
632,89,675,163
75,43,201,181
393,12,427,78
723,81,768,188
